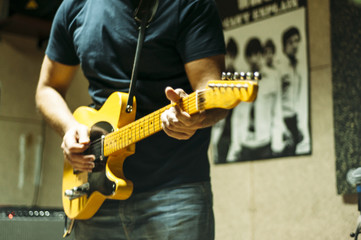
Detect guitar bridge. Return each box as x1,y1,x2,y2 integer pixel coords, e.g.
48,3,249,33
64,182,90,200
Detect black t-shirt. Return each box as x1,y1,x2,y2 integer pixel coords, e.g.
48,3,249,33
46,0,225,192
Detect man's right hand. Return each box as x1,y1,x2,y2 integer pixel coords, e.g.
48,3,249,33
61,124,95,172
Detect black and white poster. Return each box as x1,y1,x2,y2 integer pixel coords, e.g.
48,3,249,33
212,0,311,163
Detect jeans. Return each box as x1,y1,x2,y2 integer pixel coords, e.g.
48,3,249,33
74,182,214,240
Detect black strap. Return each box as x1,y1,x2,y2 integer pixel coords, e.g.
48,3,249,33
134,0,159,25
126,0,159,113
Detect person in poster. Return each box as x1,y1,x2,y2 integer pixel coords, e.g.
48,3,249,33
263,39,278,70
279,26,307,155
226,37,287,162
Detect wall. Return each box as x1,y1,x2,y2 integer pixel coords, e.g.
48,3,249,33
0,34,44,206
211,0,358,239
0,34,90,208
0,0,357,239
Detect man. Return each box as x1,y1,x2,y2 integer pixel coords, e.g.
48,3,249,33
35,0,227,239
280,26,307,155
263,39,277,70
226,37,285,161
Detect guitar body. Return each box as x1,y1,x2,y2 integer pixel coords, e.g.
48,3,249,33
62,92,135,220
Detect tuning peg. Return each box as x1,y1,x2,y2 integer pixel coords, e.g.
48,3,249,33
246,72,252,80
233,72,240,80
226,72,233,80
240,72,246,80
221,72,234,80
253,72,261,80
222,72,227,80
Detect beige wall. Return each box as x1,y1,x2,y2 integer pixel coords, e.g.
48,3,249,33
0,0,357,239
0,34,90,207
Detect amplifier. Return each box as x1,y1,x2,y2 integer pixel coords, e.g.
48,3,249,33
0,207,74,240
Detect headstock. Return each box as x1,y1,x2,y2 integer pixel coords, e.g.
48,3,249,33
198,72,259,111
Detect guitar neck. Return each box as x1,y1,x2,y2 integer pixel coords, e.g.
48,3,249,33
102,75,259,156
103,91,200,156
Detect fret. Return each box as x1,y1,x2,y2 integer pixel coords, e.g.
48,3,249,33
127,127,130,145
147,115,151,135
134,122,137,143
138,120,141,140
128,125,133,145
120,130,124,149
158,109,161,130
150,114,153,134
143,115,148,136
147,114,151,135
128,126,131,145
130,125,134,144
153,112,156,133
187,95,190,113
140,118,144,139
141,118,145,138
131,122,136,143
122,128,126,148
116,133,120,150
124,127,128,147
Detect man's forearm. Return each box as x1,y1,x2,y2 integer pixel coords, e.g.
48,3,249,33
36,56,80,137
36,85,77,137
202,108,229,128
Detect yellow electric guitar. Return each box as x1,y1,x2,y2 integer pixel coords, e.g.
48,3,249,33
62,72,259,220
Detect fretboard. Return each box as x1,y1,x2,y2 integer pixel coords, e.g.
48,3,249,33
103,90,203,156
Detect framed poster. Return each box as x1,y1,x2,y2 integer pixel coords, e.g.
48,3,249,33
212,0,311,163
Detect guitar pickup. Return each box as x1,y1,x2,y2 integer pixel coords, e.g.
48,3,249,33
64,182,90,200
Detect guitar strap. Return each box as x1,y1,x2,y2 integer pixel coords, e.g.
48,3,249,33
126,0,159,113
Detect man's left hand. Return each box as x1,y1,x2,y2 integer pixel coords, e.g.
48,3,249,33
161,87,206,140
